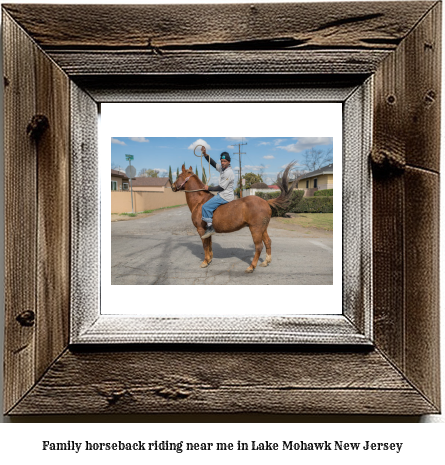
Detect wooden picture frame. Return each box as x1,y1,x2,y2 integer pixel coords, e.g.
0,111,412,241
3,2,440,415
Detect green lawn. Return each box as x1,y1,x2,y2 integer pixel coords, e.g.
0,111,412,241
277,213,333,231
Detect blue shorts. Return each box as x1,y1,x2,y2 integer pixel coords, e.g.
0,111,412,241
201,194,228,223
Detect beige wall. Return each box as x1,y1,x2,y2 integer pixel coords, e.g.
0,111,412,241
111,187,187,213
298,174,333,190
131,186,164,192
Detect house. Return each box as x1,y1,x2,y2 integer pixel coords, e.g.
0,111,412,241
130,177,172,192
297,163,333,190
111,169,134,191
242,182,280,197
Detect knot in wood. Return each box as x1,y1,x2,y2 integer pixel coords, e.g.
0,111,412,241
27,115,49,140
370,148,405,177
386,95,396,105
16,310,35,327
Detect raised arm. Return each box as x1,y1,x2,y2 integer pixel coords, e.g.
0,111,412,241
201,146,218,169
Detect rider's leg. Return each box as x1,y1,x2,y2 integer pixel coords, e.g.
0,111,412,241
201,195,228,228
201,195,228,238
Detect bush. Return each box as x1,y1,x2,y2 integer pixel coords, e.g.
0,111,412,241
314,189,333,197
295,196,333,213
255,189,304,217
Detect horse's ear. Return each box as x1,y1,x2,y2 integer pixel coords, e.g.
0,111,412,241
189,166,193,171
181,164,186,172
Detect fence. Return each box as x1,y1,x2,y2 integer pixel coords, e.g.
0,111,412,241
111,188,187,214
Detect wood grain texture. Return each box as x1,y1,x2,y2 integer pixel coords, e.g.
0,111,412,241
2,2,435,50
404,2,441,172
8,349,437,415
46,50,390,76
404,168,440,408
372,3,441,411
35,42,71,380
3,12,37,414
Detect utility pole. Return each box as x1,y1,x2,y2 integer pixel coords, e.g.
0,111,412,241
234,139,247,198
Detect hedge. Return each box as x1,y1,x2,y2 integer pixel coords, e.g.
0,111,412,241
255,191,333,214
295,196,333,213
255,190,304,217
314,189,333,197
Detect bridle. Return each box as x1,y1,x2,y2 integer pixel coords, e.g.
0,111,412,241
175,175,192,190
175,174,208,193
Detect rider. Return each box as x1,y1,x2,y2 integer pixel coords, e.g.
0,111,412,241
200,146,235,239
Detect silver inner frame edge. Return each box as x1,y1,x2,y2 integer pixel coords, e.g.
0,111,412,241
70,80,373,345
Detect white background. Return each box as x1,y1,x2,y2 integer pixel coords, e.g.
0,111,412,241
0,0,444,457
102,102,342,316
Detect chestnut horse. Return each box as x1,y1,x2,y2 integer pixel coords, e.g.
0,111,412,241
172,162,297,273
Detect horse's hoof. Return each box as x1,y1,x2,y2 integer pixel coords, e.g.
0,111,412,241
245,266,254,273
259,261,269,267
200,260,211,268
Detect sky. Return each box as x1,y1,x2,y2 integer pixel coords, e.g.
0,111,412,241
111,137,333,186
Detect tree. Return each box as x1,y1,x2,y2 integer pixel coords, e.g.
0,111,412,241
195,165,199,176
176,167,180,179
237,172,264,190
138,167,148,177
302,148,333,173
144,169,158,178
202,166,207,185
168,166,173,185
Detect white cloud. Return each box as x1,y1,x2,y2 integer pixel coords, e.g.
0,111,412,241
258,142,270,146
274,138,287,145
188,139,211,151
243,165,269,171
111,138,125,145
225,137,247,141
227,145,235,149
130,137,149,143
263,155,274,159
154,168,168,174
277,137,332,153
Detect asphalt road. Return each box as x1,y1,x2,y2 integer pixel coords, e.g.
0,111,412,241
111,206,333,285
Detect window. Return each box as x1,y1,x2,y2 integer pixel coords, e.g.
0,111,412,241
306,180,309,188
123,183,129,191
314,178,318,188
111,181,117,191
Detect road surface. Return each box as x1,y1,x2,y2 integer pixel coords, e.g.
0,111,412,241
111,206,333,285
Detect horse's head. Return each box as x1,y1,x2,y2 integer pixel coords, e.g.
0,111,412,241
172,164,194,192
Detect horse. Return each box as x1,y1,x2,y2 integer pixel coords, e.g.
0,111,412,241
172,161,297,273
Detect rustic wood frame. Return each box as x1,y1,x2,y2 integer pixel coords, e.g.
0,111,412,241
3,2,441,415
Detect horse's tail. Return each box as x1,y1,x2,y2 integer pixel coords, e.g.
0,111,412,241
267,161,298,210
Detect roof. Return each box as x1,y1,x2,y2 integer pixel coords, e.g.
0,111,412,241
268,185,280,189
298,163,333,180
250,182,269,189
131,177,171,187
111,168,130,180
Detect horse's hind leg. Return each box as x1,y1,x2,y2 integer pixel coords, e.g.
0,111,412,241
245,227,264,273
259,229,272,267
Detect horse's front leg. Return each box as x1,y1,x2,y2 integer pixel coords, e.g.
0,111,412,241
200,232,212,268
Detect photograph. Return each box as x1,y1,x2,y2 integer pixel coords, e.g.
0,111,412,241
110,136,335,285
